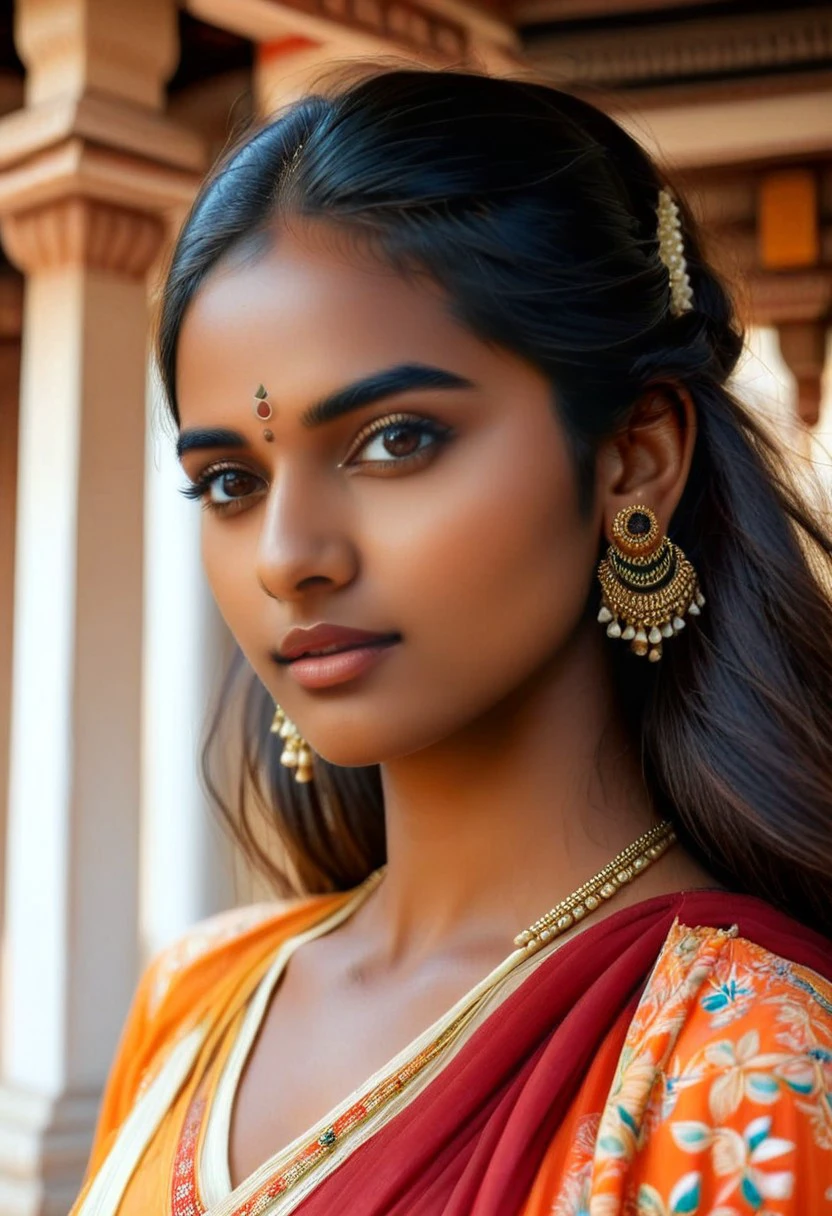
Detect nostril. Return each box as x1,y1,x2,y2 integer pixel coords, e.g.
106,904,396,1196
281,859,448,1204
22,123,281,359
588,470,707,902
296,575,333,591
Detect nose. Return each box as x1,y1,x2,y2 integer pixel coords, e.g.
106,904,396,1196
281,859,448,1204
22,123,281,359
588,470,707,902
255,469,358,603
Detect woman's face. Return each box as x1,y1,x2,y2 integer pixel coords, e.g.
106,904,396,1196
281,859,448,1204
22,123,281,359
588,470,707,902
176,219,602,766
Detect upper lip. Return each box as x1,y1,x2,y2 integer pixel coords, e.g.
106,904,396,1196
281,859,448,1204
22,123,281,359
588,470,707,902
277,624,400,662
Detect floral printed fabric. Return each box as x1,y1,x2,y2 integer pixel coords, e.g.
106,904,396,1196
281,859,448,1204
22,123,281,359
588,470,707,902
543,922,832,1216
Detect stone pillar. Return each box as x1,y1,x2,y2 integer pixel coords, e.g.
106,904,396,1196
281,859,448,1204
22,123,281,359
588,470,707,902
777,319,828,429
0,2,204,1211
758,168,829,431
0,198,161,1215
141,370,239,961
0,267,22,972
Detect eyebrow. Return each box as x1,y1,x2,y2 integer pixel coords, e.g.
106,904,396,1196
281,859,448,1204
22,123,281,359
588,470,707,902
176,363,475,460
176,427,247,460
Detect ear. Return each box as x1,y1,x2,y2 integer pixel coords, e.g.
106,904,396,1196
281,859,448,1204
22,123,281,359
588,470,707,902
594,383,697,535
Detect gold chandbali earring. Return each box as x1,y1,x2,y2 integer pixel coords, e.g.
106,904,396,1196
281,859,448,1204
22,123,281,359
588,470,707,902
597,504,704,662
270,705,314,784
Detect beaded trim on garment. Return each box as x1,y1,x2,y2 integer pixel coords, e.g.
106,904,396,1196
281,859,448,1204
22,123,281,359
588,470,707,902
170,990,487,1216
172,1091,208,1216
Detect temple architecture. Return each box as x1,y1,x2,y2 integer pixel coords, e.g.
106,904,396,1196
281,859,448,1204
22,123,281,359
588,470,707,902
0,0,828,1210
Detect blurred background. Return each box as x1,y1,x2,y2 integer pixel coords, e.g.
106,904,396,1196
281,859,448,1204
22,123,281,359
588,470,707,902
0,0,829,1210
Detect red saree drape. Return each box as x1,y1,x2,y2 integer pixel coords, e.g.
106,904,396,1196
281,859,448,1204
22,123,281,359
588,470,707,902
291,890,832,1216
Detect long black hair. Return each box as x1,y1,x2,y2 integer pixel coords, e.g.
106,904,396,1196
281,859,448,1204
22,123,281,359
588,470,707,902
157,65,832,933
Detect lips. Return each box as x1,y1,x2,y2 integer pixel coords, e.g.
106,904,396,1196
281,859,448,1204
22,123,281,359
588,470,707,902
277,624,400,663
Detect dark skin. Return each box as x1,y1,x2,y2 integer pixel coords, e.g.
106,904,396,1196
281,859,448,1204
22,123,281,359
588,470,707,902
176,217,718,1189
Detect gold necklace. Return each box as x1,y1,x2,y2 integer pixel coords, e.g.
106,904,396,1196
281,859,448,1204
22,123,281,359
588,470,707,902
514,819,676,954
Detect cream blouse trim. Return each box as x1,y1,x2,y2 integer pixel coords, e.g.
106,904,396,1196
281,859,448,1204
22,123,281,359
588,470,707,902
75,1022,207,1216
198,883,564,1216
199,874,382,1206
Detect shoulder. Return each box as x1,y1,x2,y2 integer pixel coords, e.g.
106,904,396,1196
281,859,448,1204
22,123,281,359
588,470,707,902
144,900,290,1018
81,901,293,1181
599,922,832,1212
90,892,346,1148
648,927,832,1135
638,919,831,1049
137,891,348,1045
670,926,831,1053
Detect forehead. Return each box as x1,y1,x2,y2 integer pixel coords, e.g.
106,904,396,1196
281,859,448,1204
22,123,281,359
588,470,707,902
176,218,490,407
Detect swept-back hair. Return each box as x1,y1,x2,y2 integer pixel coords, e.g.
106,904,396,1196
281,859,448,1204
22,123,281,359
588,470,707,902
158,66,832,933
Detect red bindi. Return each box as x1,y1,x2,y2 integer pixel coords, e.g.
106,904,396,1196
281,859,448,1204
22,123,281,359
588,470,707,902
252,383,273,422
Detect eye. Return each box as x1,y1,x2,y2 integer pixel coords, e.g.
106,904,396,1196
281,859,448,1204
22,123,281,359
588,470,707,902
180,463,265,515
343,413,452,471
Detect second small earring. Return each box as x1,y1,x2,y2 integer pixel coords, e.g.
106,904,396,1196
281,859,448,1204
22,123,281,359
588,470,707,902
597,504,704,662
270,705,314,783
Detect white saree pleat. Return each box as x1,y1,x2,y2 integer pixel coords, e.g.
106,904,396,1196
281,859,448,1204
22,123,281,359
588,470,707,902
76,1023,207,1216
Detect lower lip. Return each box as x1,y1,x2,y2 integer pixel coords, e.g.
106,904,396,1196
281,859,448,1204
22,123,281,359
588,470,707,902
285,641,399,689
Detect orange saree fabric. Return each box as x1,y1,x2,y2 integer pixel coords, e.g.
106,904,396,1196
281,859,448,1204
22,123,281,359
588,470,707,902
72,890,832,1216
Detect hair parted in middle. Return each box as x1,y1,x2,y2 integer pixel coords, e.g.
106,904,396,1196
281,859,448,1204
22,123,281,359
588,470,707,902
157,64,832,939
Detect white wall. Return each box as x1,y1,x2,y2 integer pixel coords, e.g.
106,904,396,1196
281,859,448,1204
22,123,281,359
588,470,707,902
733,326,832,499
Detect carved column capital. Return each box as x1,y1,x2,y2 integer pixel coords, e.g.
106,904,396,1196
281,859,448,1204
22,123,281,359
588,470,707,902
0,100,204,277
0,196,164,278
15,0,180,110
0,11,205,276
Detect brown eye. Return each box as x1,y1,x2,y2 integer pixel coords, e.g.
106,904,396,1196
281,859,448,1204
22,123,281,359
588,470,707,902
210,469,260,504
346,415,452,469
180,463,266,515
383,424,422,458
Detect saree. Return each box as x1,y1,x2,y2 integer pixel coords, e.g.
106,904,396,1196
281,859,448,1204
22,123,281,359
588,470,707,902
71,885,832,1216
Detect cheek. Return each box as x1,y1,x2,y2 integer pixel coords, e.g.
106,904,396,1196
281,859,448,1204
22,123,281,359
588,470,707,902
192,413,599,767
364,420,596,697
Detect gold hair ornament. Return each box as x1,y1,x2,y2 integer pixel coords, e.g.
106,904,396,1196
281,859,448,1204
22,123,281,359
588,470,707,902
656,188,694,317
597,504,704,662
271,705,314,783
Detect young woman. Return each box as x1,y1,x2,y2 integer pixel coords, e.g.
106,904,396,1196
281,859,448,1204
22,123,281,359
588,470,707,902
72,67,832,1216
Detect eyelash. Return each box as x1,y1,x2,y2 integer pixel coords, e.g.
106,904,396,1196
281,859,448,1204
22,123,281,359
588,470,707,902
342,412,452,468
180,412,453,516
179,461,258,517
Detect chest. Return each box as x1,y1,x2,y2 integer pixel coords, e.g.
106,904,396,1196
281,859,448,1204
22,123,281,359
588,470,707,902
227,951,493,1191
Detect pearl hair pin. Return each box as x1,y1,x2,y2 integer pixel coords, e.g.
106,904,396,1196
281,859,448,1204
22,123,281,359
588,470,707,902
656,188,694,317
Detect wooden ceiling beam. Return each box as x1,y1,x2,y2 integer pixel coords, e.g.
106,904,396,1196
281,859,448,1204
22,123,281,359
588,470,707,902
612,88,832,170
512,0,727,26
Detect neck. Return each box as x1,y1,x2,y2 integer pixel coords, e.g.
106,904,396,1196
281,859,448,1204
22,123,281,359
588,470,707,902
358,624,665,966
